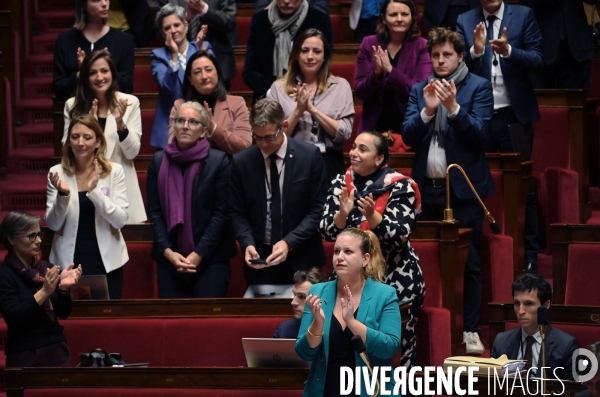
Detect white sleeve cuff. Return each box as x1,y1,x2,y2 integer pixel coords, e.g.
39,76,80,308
420,108,434,124
170,60,180,72
471,45,484,59
501,44,512,58
448,104,461,119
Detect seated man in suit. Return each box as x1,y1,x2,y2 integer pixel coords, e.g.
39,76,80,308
230,99,328,292
401,27,494,356
273,267,325,338
242,0,333,101
491,274,580,380
581,341,600,397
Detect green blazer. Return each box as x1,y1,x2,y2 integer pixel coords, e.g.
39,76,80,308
295,278,401,397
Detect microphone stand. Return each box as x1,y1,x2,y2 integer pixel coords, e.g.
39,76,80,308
540,323,547,394
444,164,501,234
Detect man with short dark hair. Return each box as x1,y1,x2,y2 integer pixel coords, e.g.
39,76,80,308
230,99,328,289
273,267,325,338
402,27,495,356
491,274,579,380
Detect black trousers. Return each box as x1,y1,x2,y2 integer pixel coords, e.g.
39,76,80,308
418,182,483,333
484,106,540,265
354,17,378,44
530,40,592,90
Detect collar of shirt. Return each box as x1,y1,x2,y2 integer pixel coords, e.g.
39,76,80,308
521,328,542,345
261,134,288,162
177,41,189,67
482,1,505,25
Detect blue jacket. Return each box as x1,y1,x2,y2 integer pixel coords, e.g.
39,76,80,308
456,3,544,125
401,72,496,200
295,278,401,397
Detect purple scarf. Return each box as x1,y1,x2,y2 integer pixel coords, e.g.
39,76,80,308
3,252,56,321
157,138,210,256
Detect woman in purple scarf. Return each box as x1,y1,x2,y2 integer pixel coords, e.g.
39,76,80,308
0,211,82,367
147,101,237,298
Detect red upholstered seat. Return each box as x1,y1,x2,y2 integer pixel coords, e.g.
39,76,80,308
25,389,303,396
322,240,334,279
61,317,287,367
236,18,251,46
417,307,451,368
133,67,159,94
331,63,356,90
331,15,342,44
564,244,600,305
140,110,156,155
122,243,159,299
504,322,598,350
414,241,442,309
230,64,251,92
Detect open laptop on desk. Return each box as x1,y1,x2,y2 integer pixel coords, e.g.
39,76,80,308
71,275,110,300
242,338,309,368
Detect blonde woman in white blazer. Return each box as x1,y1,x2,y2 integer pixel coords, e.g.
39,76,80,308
62,50,145,224
47,114,129,299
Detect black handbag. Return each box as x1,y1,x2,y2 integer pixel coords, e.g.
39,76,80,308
77,348,126,367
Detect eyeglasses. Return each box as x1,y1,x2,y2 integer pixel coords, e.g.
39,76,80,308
251,127,282,142
24,231,44,242
175,117,203,128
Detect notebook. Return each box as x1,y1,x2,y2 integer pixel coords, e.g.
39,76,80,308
70,275,110,300
242,338,309,368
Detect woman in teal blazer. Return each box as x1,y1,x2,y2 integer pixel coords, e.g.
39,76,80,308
295,228,401,397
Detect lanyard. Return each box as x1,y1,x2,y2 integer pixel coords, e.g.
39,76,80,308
265,157,286,195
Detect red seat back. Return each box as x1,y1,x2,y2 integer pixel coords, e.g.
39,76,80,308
330,15,342,44
565,244,600,305
236,18,252,46
331,63,356,90
532,108,570,173
133,67,159,94
412,241,442,308
122,243,158,299
140,110,156,155
230,64,251,93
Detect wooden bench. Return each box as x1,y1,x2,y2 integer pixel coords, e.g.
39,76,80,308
550,223,600,305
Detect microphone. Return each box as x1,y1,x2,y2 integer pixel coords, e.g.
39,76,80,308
351,335,380,397
538,306,548,385
444,164,501,234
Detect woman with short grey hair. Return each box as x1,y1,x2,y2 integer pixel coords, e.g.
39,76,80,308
150,3,212,149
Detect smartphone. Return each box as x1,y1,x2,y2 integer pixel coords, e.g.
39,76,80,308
249,258,267,264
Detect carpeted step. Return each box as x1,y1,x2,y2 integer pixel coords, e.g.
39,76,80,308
33,11,74,33
23,76,53,99
32,32,61,55
0,174,48,213
15,98,53,125
6,147,54,175
23,54,54,78
15,123,54,149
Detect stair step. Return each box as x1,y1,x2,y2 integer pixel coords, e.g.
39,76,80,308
33,11,74,33
15,123,54,149
7,148,54,175
0,174,48,213
23,77,53,99
15,98,53,124
23,54,54,77
32,33,60,55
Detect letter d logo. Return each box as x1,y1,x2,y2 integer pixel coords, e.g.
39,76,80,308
572,348,599,382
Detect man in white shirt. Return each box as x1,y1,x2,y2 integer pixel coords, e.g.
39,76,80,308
401,27,495,356
491,273,579,380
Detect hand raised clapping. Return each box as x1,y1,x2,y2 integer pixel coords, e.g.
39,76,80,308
59,263,82,289
89,98,99,120
340,284,356,324
356,193,376,219
87,159,100,193
42,266,61,295
306,293,325,324
114,98,128,124
196,25,208,49
49,171,70,196
338,187,355,218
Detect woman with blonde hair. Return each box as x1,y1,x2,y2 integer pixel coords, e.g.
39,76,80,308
296,228,401,397
46,114,129,299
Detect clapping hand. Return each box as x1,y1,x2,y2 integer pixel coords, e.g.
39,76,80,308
296,83,313,114
372,46,383,75
114,98,128,125
89,98,99,120
377,46,392,73
473,22,486,55
49,171,70,196
490,28,509,57
42,266,61,295
196,25,208,49
59,263,82,289
306,293,325,324
87,159,100,193
77,47,86,66
203,101,215,135
356,193,376,219
340,284,356,324
338,187,355,218
423,80,441,116
166,31,178,54
432,79,458,113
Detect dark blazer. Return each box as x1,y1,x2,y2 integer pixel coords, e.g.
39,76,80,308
518,0,595,64
255,0,329,14
422,0,480,28
401,72,496,200
0,261,72,356
355,35,431,134
200,0,237,83
120,0,155,47
273,318,301,338
229,138,328,281
491,325,579,380
242,8,334,101
295,278,401,396
456,3,544,125
147,148,237,264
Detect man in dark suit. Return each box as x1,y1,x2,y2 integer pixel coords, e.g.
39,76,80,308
230,99,328,287
273,267,325,338
456,0,543,274
255,0,329,15
518,0,595,90
422,0,479,31
159,0,237,86
242,0,333,102
401,27,495,356
491,274,579,380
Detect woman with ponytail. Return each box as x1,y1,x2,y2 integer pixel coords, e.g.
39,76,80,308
296,228,401,397
319,130,424,368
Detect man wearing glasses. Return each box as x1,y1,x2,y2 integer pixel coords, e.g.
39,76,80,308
230,99,328,294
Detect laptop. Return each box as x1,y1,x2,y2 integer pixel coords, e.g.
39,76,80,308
70,275,110,300
509,123,531,161
242,338,309,368
243,284,294,298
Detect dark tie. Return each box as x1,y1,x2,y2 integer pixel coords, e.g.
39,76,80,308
269,153,282,243
486,15,497,41
524,335,535,369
